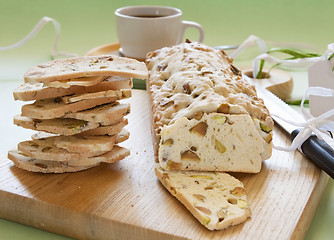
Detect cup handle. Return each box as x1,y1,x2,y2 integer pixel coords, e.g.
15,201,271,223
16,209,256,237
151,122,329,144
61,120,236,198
180,20,204,43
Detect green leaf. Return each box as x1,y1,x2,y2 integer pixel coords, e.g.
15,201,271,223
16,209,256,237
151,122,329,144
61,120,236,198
256,59,265,79
266,48,321,59
328,52,334,61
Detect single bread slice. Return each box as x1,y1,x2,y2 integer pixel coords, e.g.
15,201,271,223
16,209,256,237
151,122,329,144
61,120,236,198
13,77,133,101
21,96,118,119
159,113,269,173
8,146,130,173
155,165,251,230
31,127,130,140
24,55,148,83
55,130,129,153
8,150,99,173
63,102,130,125
14,115,99,136
28,119,129,137
18,102,129,130
18,135,117,159
17,129,129,161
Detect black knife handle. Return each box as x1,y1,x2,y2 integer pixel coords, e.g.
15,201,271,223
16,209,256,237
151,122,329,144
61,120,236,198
291,129,334,179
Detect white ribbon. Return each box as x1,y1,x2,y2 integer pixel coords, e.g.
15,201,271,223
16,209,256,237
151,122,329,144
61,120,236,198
273,87,334,151
324,43,334,71
0,16,77,58
229,35,267,59
325,43,334,59
230,35,323,78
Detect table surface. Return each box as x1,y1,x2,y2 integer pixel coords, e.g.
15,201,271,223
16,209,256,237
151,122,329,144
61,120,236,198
0,0,333,239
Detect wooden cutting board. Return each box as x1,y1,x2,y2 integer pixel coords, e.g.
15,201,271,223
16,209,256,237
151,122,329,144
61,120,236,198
0,90,329,240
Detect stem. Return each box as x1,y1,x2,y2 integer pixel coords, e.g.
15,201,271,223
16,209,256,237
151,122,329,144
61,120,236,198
286,99,309,105
267,48,321,59
256,59,265,79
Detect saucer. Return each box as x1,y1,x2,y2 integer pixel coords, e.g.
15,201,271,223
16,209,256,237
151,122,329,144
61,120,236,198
85,42,122,56
86,43,145,61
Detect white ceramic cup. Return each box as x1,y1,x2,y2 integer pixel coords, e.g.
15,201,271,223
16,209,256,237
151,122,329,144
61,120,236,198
115,6,204,59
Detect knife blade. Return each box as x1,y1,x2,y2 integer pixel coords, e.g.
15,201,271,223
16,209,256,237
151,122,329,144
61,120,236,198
246,76,334,179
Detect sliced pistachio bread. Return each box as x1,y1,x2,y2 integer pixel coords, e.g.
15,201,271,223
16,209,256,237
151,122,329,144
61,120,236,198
17,129,129,161
8,145,130,173
18,135,117,160
13,77,132,101
14,116,99,136
155,166,251,230
146,41,273,172
24,55,148,83
21,95,121,119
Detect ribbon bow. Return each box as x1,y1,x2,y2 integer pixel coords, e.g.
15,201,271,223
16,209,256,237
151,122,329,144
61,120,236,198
273,87,334,151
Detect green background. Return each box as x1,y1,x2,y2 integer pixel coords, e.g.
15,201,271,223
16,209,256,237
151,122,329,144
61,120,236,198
1,0,333,82
0,0,333,239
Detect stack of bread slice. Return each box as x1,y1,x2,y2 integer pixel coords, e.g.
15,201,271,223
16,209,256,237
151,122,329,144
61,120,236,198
8,55,147,173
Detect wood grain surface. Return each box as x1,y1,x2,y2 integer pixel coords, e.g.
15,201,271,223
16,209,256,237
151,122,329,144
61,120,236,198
0,90,329,240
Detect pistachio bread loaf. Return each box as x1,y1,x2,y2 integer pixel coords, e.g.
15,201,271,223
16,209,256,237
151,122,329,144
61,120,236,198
146,41,273,173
